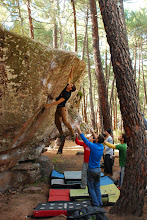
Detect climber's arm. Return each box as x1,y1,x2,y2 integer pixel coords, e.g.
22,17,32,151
67,66,74,84
90,127,98,140
45,97,65,108
104,141,116,149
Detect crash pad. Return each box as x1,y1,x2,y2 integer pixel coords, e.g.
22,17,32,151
70,188,109,204
100,184,120,204
51,179,81,189
48,189,70,202
66,180,81,184
33,201,91,217
51,170,64,179
100,173,104,177
100,176,114,186
64,171,81,181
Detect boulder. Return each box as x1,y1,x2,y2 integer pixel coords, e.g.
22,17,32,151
0,156,53,192
0,28,86,172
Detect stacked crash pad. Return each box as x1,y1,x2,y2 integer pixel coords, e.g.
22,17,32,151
33,169,120,218
100,176,120,205
51,170,81,188
70,188,109,204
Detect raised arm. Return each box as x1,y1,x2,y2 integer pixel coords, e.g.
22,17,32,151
67,66,74,84
90,127,98,140
75,125,92,149
104,141,116,149
75,135,85,146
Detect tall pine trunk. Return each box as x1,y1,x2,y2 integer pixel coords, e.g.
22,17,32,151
53,23,58,49
27,0,34,39
57,0,64,49
17,0,24,34
98,0,146,216
71,0,77,52
83,86,88,123
89,0,112,131
86,34,96,129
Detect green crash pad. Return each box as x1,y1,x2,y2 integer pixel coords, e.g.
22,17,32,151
70,188,109,204
100,184,120,204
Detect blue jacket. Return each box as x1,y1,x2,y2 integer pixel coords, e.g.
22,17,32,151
80,134,104,168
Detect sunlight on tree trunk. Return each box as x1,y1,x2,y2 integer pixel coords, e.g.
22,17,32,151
53,23,58,49
71,0,77,52
87,33,96,129
89,0,112,131
98,0,146,216
26,0,34,39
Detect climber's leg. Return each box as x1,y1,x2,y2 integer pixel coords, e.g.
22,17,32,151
60,107,75,137
55,107,63,136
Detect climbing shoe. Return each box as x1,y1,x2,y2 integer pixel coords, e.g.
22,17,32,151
57,150,62,154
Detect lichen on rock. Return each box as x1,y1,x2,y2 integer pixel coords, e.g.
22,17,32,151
0,28,86,173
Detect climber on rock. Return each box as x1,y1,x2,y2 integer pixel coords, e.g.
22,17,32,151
45,66,76,145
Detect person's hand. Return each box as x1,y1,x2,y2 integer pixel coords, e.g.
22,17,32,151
45,103,51,108
110,155,115,159
75,124,82,134
90,127,94,132
75,124,80,130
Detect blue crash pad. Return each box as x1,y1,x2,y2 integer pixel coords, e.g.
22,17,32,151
100,176,114,186
100,173,104,177
51,170,64,179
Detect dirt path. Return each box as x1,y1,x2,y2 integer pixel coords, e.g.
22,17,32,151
0,140,146,220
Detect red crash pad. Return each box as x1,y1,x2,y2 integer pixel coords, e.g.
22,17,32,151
33,201,91,217
48,188,70,201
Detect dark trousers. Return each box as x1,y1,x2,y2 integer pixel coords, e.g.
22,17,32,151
104,154,113,175
55,107,74,136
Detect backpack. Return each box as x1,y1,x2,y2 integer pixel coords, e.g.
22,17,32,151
67,206,109,220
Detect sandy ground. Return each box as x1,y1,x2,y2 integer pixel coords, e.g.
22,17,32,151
0,140,146,220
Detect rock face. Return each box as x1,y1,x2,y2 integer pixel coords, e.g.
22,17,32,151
0,155,53,192
0,28,86,190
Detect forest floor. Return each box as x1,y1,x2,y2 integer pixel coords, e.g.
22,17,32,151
0,140,146,220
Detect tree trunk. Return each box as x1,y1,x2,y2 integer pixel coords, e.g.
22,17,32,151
118,0,128,44
83,86,88,123
82,8,89,61
86,34,96,129
137,48,141,97
98,0,146,216
57,0,64,49
89,0,112,131
133,44,137,79
26,0,34,39
95,71,103,132
115,88,117,130
107,60,112,93
71,0,77,52
17,0,24,34
53,23,58,49
105,46,108,84
110,76,115,119
141,45,147,105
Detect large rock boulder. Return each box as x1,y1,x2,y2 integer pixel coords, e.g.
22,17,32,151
0,155,53,192
0,28,86,172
